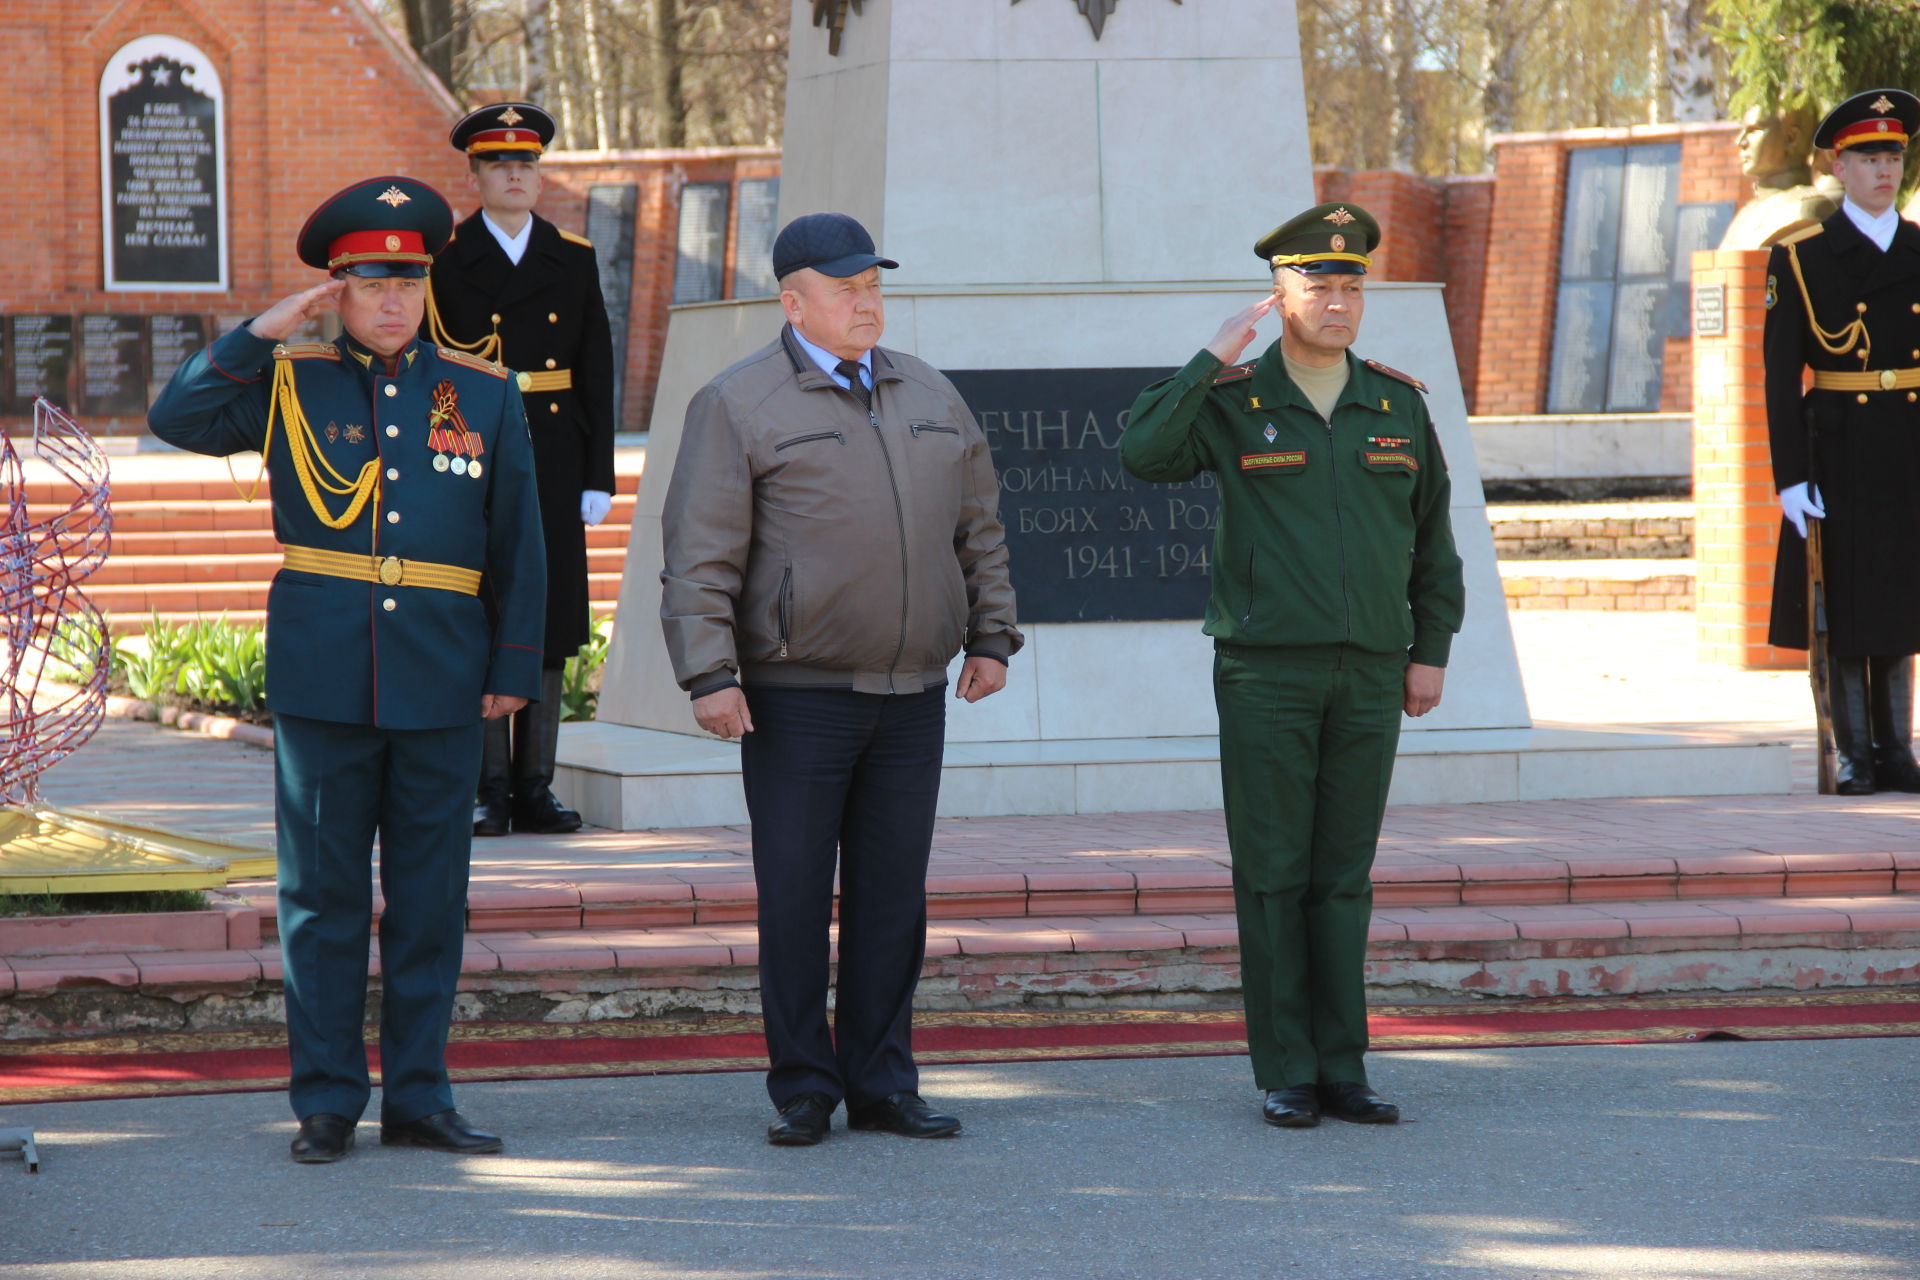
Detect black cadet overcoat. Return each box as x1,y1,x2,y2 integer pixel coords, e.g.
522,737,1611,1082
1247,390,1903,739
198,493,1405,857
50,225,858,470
427,210,617,657
1766,210,1920,654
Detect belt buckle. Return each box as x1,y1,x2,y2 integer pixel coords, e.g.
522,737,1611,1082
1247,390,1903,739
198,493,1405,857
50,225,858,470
378,556,404,586
1881,369,1899,391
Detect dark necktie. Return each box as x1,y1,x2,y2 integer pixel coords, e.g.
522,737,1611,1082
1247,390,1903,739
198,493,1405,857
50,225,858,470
835,359,871,409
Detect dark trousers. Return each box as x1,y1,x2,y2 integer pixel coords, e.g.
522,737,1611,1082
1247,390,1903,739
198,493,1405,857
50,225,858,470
1214,646,1404,1090
740,685,946,1108
275,712,485,1124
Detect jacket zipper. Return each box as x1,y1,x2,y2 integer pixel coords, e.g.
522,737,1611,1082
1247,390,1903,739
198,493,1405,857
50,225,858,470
778,565,793,658
1240,543,1256,628
774,430,846,451
909,423,959,437
1327,418,1352,654
866,396,911,693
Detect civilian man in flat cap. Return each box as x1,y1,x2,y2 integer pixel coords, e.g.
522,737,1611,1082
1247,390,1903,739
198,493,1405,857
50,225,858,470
149,176,546,1163
427,101,618,836
661,212,1022,1147
1121,204,1463,1130
1766,88,1920,794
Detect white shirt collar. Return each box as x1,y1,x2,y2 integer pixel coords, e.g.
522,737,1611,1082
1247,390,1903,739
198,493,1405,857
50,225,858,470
1842,197,1901,251
790,326,872,389
481,211,535,265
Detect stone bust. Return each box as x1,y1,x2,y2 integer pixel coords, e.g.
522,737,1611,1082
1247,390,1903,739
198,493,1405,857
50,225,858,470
1719,104,1841,250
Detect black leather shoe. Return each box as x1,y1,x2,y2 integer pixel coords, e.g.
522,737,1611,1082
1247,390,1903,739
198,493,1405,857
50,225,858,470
512,788,583,835
1873,746,1920,792
847,1091,961,1138
1261,1085,1320,1129
290,1113,356,1164
1319,1081,1400,1124
473,794,512,838
380,1109,503,1154
767,1092,834,1146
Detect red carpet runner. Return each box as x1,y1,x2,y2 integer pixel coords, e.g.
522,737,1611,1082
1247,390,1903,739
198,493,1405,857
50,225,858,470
5,990,1917,1105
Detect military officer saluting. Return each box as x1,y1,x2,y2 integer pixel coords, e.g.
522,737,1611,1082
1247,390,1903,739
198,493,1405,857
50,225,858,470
1121,205,1463,1130
426,102,618,837
148,177,546,1163
1766,88,1920,793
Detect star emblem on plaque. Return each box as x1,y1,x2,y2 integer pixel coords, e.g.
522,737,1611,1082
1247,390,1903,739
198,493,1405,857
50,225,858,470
819,0,1184,52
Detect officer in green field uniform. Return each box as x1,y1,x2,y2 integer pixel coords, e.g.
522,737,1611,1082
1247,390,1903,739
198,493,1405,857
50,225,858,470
147,176,547,1164
1121,203,1464,1130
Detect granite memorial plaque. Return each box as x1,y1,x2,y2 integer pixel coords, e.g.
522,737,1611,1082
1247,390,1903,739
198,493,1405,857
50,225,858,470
147,315,207,403
732,178,782,300
1616,144,1681,278
671,182,729,304
1545,282,1614,414
100,35,227,291
1605,280,1670,413
1559,148,1626,282
946,366,1217,623
1692,282,1727,338
585,184,638,424
76,315,148,417
1672,202,1735,336
7,316,74,416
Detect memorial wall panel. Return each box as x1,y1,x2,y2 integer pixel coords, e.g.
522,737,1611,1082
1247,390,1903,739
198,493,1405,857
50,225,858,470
100,35,227,291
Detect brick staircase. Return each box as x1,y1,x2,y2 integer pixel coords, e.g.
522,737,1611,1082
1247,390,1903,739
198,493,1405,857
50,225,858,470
1490,501,1699,613
25,469,638,633
5,799,1916,1035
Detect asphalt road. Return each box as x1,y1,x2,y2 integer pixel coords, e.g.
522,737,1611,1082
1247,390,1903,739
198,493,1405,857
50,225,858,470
3,1038,1916,1279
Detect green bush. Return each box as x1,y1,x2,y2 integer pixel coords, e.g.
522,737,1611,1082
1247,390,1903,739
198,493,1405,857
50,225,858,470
110,614,269,719
562,615,614,722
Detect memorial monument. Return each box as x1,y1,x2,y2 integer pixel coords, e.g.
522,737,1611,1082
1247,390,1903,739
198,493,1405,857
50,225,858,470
560,0,1790,828
1718,104,1840,251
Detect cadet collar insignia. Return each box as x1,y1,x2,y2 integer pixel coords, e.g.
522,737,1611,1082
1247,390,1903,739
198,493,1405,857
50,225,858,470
1872,94,1896,114
325,423,340,443
497,105,525,125
1323,207,1357,226
1765,274,1778,310
1263,423,1278,443
427,380,487,478
376,185,412,208
1248,395,1265,410
1379,398,1391,412
344,424,366,444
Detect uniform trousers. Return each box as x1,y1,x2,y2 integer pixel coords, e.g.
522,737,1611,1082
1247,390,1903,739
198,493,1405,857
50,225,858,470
740,685,945,1108
275,712,486,1124
1214,645,1405,1090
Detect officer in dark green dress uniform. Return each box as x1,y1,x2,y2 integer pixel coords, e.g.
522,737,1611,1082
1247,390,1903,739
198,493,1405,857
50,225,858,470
425,102,618,836
1766,88,1920,794
148,177,547,1163
1121,204,1464,1130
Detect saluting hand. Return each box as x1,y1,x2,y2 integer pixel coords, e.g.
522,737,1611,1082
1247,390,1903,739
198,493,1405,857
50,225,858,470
1206,293,1279,366
248,280,346,342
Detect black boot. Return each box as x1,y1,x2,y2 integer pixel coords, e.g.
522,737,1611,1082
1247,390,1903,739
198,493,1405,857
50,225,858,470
473,714,513,836
1869,655,1920,792
512,668,583,834
1829,655,1877,795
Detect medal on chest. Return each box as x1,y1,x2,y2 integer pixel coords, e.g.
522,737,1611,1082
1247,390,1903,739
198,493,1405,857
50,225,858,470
426,379,486,480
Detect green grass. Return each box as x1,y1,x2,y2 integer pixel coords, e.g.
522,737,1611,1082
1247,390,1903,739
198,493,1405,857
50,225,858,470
0,888,210,918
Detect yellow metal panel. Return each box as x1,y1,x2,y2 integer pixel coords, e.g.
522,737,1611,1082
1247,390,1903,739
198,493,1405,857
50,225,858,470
0,805,273,895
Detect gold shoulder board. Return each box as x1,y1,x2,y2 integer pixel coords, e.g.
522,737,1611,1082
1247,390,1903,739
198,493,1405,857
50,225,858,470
435,347,510,379
275,343,340,361
1364,359,1428,393
1212,362,1257,385
558,228,593,248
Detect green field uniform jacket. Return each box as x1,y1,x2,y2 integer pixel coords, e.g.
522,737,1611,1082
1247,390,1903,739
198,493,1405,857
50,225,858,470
1120,344,1464,667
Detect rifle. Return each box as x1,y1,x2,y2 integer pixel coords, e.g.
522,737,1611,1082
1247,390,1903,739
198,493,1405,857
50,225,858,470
1805,434,1836,792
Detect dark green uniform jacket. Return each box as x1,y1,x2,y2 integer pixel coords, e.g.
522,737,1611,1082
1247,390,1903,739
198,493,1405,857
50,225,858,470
1121,345,1464,666
148,325,547,728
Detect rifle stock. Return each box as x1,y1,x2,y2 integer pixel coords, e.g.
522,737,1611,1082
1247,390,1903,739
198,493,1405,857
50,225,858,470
1807,516,1836,794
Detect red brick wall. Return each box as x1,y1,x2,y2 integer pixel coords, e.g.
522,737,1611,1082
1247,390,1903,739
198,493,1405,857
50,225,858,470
1442,175,1494,408
8,0,467,433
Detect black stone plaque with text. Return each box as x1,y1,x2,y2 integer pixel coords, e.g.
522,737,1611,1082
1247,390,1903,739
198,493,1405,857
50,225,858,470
1546,282,1614,414
1605,281,1671,413
585,185,637,423
77,315,149,417
947,367,1223,624
1559,149,1626,281
147,315,207,402
105,50,222,286
7,316,74,416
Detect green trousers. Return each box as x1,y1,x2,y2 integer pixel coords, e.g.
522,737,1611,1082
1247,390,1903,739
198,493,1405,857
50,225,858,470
1214,644,1405,1090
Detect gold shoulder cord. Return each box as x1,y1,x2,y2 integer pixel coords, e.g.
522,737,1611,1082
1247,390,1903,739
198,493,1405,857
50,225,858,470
423,277,502,364
1785,241,1871,361
228,350,382,529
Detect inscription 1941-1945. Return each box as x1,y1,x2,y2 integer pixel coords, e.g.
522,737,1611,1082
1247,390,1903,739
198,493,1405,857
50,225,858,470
945,367,1217,624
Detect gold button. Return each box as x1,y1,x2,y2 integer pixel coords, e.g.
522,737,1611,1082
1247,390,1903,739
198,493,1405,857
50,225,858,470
387,510,401,523
1912,303,1919,313
1857,393,1870,404
385,425,399,438
545,358,557,369
383,385,397,397
548,312,558,323
550,402,560,413
1857,302,1868,313
383,598,396,612
490,313,502,324
1909,392,1916,402
386,468,399,481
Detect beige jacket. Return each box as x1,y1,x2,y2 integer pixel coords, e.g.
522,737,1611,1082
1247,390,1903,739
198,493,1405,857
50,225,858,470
661,327,1022,696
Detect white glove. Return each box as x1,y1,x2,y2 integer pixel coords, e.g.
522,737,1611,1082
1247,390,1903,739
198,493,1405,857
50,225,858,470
580,489,613,526
1778,481,1825,538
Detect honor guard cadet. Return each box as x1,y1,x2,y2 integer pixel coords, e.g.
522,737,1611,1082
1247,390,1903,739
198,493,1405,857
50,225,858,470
426,101,618,837
147,177,547,1164
1120,204,1463,1131
1766,88,1920,794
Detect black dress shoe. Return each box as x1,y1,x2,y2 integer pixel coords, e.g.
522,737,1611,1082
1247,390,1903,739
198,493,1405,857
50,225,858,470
847,1091,961,1138
512,788,583,835
767,1092,835,1147
473,794,512,838
380,1109,503,1154
1319,1081,1400,1124
1873,746,1920,793
290,1113,356,1164
1261,1085,1320,1129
